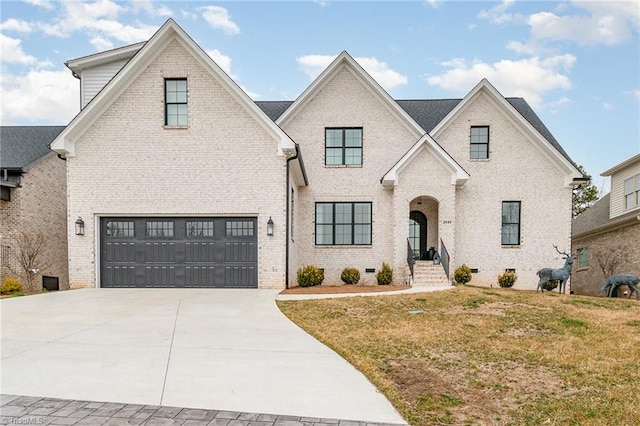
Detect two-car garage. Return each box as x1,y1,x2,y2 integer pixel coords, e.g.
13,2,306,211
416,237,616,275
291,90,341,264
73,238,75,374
100,217,257,288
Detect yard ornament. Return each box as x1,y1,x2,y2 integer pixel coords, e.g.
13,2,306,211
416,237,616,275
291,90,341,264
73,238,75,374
536,245,574,294
598,274,640,300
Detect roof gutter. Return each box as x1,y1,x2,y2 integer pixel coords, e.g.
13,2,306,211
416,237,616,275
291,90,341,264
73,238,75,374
285,144,302,289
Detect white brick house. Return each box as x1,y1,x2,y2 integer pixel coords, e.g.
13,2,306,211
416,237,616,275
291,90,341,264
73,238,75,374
52,19,583,290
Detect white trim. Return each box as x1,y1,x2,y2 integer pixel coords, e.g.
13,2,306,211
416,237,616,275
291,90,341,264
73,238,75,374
601,153,640,176
52,19,296,158
276,52,424,139
381,133,469,188
430,79,581,187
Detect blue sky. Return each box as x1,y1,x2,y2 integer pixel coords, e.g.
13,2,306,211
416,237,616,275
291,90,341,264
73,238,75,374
1,0,638,192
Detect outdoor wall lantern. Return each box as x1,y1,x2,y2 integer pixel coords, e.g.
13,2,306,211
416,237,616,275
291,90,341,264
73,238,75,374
266,217,274,236
75,217,85,236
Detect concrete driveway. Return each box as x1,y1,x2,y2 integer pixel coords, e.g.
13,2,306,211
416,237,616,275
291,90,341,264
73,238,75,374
0,289,404,423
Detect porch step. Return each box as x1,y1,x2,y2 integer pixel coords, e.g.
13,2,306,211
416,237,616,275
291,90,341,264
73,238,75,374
413,261,450,286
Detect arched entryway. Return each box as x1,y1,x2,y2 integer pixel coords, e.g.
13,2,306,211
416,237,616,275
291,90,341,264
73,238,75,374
409,196,439,260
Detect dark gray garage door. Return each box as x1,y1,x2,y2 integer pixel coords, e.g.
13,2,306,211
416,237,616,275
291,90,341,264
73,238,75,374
100,217,257,288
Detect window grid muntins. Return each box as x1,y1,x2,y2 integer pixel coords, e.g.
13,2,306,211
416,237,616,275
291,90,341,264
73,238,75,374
315,202,371,246
578,248,589,269
226,220,254,237
325,128,362,166
470,126,489,159
501,201,520,245
146,221,174,237
106,221,135,237
165,79,187,126
186,221,214,237
624,175,640,210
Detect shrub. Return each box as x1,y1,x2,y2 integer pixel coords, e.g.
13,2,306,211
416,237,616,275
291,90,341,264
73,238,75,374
454,264,472,285
543,280,559,291
297,265,324,287
376,262,393,285
498,271,517,288
341,267,361,285
1,277,24,296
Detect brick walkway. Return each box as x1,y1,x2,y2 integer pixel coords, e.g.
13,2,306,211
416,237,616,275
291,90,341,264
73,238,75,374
0,395,404,426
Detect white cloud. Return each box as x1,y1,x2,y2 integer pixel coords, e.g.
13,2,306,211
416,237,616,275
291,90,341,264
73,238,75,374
0,68,79,125
426,55,576,108
36,0,157,47
478,0,524,25
0,18,34,33
425,0,442,9
603,102,613,110
297,54,408,90
200,6,240,35
131,0,172,17
528,2,639,46
90,35,114,51
206,48,235,78
0,34,37,65
314,0,329,8
23,0,54,10
627,89,640,102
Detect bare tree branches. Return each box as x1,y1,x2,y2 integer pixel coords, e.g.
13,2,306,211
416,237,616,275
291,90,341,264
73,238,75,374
8,232,51,293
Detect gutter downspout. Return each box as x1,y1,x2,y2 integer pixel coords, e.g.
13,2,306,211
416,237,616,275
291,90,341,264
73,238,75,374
285,144,301,289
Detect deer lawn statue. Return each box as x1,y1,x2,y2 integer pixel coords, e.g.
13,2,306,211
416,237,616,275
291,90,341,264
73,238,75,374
598,274,640,300
536,245,574,294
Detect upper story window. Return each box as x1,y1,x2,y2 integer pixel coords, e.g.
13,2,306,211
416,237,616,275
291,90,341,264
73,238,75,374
501,201,520,246
325,128,362,166
165,79,187,126
624,174,640,210
315,202,371,245
470,126,489,159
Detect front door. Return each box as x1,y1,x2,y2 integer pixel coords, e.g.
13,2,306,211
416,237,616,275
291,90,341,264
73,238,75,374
409,210,427,260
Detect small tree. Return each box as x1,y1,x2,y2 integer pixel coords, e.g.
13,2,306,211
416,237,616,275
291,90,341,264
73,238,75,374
593,245,631,280
572,165,599,218
8,232,51,293
376,263,393,285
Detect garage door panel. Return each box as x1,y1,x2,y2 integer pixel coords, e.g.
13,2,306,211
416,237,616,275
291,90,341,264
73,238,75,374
101,217,257,288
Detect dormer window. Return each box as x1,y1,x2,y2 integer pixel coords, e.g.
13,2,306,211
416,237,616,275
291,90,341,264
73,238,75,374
325,128,362,166
470,126,489,159
624,175,640,209
165,78,187,126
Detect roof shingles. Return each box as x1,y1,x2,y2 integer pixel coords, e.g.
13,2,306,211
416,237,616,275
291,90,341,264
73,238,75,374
1,126,66,169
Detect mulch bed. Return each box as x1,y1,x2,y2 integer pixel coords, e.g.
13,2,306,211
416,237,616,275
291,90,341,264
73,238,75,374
279,284,411,295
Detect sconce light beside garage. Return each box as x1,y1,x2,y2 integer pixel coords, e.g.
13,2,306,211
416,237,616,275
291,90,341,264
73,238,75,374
267,217,274,236
75,217,85,236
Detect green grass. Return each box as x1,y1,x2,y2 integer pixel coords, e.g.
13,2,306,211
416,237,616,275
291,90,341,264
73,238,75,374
278,286,640,426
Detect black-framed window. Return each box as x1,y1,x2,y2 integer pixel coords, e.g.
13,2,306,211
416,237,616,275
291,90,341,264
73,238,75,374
315,202,371,245
226,220,254,236
325,128,362,166
501,201,520,245
165,78,187,126
106,221,135,237
146,221,174,237
470,126,489,159
186,221,214,237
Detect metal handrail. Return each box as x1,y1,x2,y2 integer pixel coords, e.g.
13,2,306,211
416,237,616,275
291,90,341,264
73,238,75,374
440,238,450,279
407,239,415,278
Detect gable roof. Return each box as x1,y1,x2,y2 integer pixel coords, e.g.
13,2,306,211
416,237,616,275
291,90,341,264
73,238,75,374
1,126,65,169
256,97,576,170
573,193,640,238
275,51,424,139
601,153,640,176
428,79,583,187
51,19,297,159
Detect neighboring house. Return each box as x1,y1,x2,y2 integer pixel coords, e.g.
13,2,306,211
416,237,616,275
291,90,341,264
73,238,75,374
0,126,69,291
572,154,640,296
51,19,583,290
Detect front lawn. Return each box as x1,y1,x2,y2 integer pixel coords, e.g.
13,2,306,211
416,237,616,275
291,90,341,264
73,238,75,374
277,286,640,425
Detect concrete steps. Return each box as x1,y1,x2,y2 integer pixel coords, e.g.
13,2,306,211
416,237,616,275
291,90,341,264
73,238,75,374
413,261,450,286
